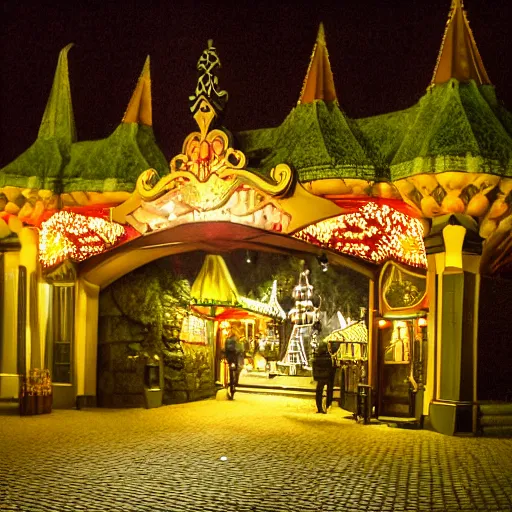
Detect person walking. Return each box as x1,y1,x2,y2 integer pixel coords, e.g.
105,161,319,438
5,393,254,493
312,342,335,414
224,327,245,392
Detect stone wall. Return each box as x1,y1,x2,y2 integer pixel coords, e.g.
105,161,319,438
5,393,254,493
97,261,216,408
162,339,214,404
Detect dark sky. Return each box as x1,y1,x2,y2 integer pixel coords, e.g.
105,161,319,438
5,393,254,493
1,0,511,165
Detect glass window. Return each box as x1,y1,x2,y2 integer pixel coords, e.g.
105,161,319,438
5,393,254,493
50,285,74,384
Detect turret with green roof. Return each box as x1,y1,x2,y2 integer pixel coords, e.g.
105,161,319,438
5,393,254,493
62,56,168,194
0,49,168,202
0,44,76,191
241,24,375,184
390,0,512,180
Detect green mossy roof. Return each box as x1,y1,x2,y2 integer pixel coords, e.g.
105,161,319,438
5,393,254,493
0,124,168,193
62,124,168,193
390,80,512,179
479,85,512,138
0,138,68,190
355,106,418,169
0,44,75,191
255,100,375,182
236,127,276,159
0,42,168,194
39,44,76,144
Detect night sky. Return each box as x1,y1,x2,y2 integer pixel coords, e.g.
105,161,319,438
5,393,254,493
1,0,511,165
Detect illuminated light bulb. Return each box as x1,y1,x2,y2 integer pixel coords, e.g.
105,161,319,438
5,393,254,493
378,319,389,329
418,317,428,327
39,210,126,269
293,201,426,268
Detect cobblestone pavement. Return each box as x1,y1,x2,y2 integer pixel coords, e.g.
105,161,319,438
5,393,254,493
1,394,512,512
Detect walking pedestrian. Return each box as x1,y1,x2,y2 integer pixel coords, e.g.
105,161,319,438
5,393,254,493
312,342,335,414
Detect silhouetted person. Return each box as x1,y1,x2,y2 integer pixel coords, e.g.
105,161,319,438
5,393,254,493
312,342,335,413
224,329,244,386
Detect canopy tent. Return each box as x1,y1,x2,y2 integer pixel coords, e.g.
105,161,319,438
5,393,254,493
190,254,286,321
324,320,368,361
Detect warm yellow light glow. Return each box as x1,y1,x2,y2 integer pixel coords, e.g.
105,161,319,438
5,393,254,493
294,202,427,267
378,319,389,329
39,211,125,268
418,317,428,327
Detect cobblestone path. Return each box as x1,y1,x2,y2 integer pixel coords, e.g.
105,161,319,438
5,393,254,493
1,394,511,511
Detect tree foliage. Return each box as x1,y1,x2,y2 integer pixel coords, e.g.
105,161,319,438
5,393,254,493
227,251,368,319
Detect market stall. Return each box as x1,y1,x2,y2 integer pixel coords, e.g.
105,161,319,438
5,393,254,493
189,254,286,385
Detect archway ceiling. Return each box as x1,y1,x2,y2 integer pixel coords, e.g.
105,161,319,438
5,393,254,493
79,221,376,289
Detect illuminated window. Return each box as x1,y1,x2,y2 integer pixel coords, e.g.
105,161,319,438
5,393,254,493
384,320,411,364
180,315,207,344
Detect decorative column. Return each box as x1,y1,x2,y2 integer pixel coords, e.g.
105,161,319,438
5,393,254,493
44,260,77,408
75,276,100,408
425,215,481,435
19,227,40,371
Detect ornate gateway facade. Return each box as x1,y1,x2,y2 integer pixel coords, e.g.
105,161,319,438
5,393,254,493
0,1,510,434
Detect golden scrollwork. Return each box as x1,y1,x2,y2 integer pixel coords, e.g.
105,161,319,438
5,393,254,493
170,128,246,182
136,168,188,202
217,163,293,197
117,39,297,229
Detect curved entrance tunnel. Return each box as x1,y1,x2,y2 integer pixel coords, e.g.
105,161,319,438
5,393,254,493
94,246,370,411
1,394,512,511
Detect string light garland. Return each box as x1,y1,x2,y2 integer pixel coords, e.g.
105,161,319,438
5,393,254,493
294,202,427,267
39,210,126,269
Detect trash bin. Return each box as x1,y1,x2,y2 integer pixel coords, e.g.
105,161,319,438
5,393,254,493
357,384,372,424
144,363,160,390
144,362,163,409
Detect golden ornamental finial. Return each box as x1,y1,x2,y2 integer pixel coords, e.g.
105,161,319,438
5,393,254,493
188,40,228,139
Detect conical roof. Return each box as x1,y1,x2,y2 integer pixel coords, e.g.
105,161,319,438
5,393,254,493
39,43,77,142
1,49,168,193
298,23,337,104
122,56,152,126
190,256,286,320
390,1,512,180
191,255,239,306
432,0,490,86
62,57,167,192
0,44,76,190
259,25,374,183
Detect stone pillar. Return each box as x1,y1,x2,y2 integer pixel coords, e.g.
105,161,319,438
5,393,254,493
19,227,40,370
428,221,481,435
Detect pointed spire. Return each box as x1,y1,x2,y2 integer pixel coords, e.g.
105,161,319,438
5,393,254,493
122,56,152,126
431,0,491,86
38,44,76,143
298,23,337,105
190,255,239,305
